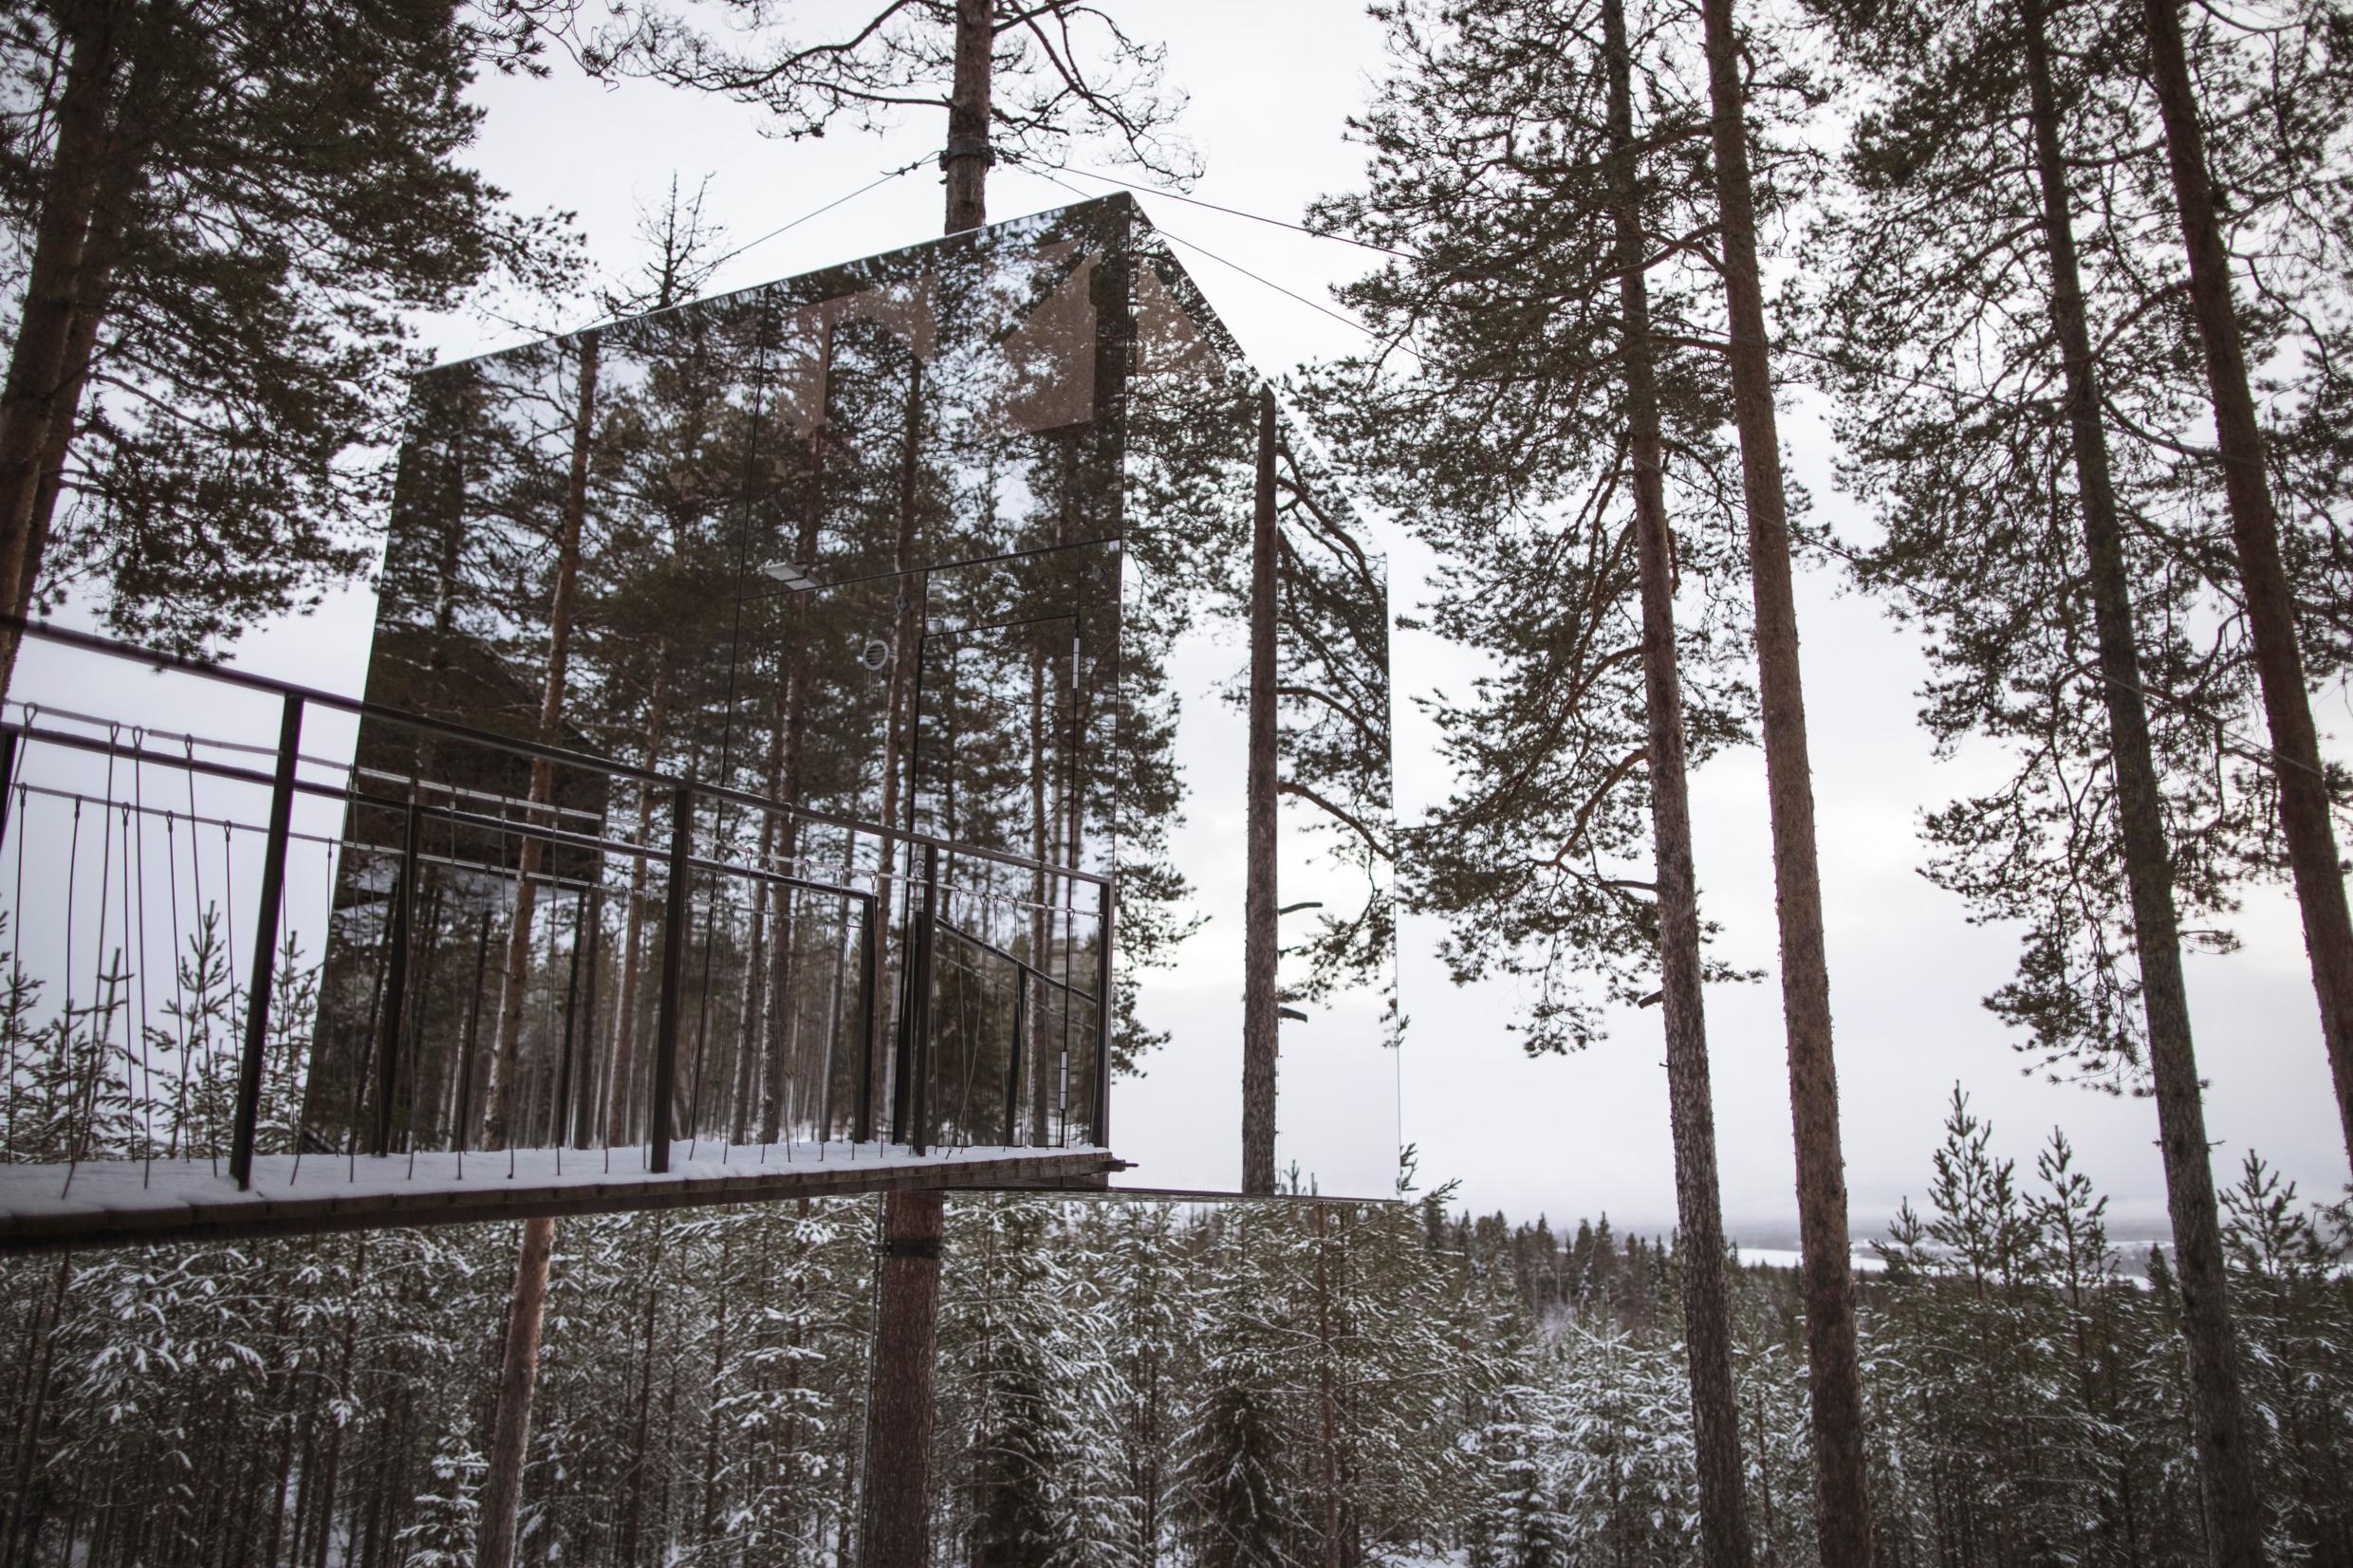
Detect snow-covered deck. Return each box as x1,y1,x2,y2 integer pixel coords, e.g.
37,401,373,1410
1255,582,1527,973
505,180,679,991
0,1140,1119,1250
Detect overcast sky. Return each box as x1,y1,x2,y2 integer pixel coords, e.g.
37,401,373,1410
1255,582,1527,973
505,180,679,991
185,0,2353,1242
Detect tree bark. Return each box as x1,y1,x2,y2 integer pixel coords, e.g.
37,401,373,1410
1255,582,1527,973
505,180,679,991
1314,1207,1341,1568
763,394,828,1145
474,330,598,1568
856,69,994,1549
476,1217,557,1568
0,6,132,697
1027,640,1053,1146
732,789,777,1146
607,656,672,1147
7,143,129,654
1242,385,1281,1195
2140,0,2353,1177
1695,2,1878,1560
943,0,992,234
2018,4,2267,1562
486,329,602,1150
1603,3,1754,1564
861,1190,944,1568
618,1218,666,1567
875,357,925,1117
855,350,939,1568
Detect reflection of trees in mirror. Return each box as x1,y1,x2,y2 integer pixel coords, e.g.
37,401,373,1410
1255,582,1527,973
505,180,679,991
1121,240,1403,1057
325,202,1158,1156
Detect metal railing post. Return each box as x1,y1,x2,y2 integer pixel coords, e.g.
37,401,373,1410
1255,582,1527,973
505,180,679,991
453,910,491,1151
1002,971,1028,1149
649,784,692,1173
570,886,602,1150
0,727,16,844
372,793,419,1156
907,842,939,1155
552,885,584,1151
853,894,878,1142
231,693,304,1190
1092,876,1114,1150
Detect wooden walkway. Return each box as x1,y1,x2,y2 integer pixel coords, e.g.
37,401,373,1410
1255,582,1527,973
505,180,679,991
0,1141,1118,1251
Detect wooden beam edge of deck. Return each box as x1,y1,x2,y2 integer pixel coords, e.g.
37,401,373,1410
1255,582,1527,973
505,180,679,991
0,1151,1122,1253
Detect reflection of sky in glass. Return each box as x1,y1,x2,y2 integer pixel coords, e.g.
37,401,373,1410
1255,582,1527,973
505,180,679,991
348,194,1399,1196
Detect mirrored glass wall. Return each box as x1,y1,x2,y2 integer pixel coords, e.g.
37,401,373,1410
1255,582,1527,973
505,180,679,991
312,195,1399,1196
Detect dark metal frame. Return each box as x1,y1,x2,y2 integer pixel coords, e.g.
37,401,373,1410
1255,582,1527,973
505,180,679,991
0,616,1116,1190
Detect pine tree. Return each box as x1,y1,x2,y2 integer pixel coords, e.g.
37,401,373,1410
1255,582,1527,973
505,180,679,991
1306,3,1764,1558
1802,4,2273,1556
0,0,578,692
2135,0,2353,1173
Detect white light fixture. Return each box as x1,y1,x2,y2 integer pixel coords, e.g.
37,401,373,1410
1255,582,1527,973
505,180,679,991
760,561,819,591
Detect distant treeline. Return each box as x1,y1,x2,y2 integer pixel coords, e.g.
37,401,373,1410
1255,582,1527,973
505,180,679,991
0,1095,2345,1567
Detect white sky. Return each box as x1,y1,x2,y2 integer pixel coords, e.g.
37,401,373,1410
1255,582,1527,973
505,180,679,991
177,0,2353,1241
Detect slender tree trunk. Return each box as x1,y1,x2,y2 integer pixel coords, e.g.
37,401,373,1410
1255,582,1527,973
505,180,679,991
699,1232,731,1549
2140,0,2353,1176
619,1219,666,1568
608,657,672,1146
862,357,944,1568
875,338,931,1112
1695,1,1877,1559
761,703,806,1144
486,330,601,1150
476,1217,557,1568
0,1255,67,1568
1604,3,1753,1564
732,803,775,1148
8,152,125,653
857,44,1007,1560
264,1414,295,1568
764,410,826,1144
1242,385,1281,1195
0,6,132,697
1314,1207,1341,1568
943,0,992,234
1027,641,1052,1146
2018,4,2267,1563
474,330,599,1568
308,1238,363,1568
861,1190,944,1568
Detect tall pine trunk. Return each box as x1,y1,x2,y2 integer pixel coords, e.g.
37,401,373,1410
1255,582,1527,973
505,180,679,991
863,5,997,1548
1027,641,1053,1146
2018,2,2267,1560
942,0,992,235
476,328,601,1568
0,7,133,698
476,1216,557,1568
763,397,828,1145
862,1190,945,1568
1603,2,1753,1562
1695,1,1877,1559
8,139,132,655
2140,0,2353,1176
1241,385,1280,1194
607,657,672,1146
485,329,602,1149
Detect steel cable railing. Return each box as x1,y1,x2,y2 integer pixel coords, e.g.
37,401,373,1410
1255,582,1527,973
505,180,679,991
0,619,1113,1228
